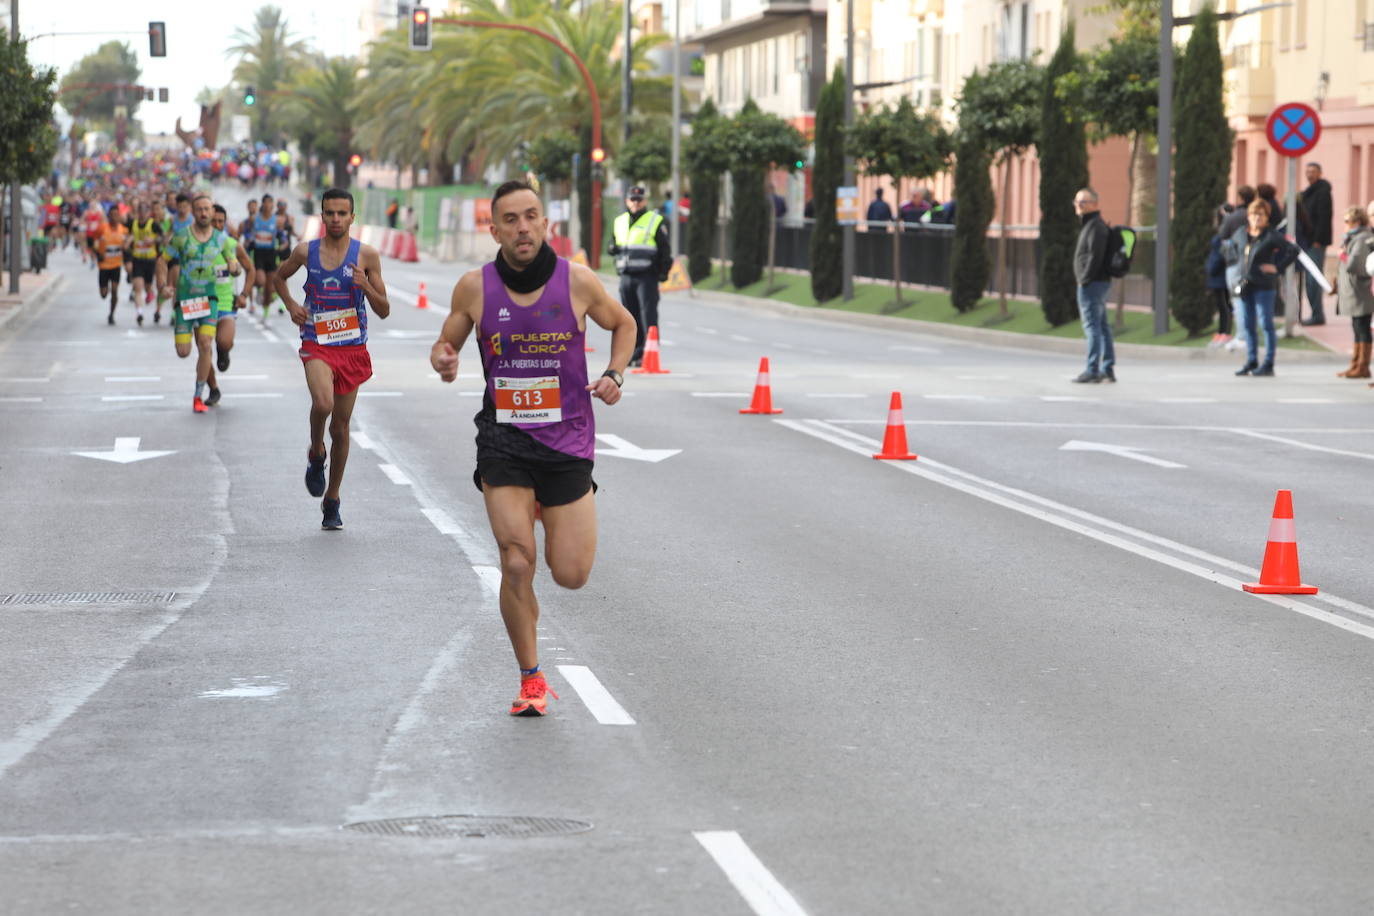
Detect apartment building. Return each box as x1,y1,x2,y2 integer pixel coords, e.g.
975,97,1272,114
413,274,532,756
1223,0,1374,224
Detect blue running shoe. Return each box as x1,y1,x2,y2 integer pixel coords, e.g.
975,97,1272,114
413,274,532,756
305,450,326,497
321,498,343,530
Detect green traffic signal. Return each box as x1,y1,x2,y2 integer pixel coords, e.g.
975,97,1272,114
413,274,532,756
244,85,256,106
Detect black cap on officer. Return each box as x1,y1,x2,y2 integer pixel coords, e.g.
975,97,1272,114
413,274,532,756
628,185,646,201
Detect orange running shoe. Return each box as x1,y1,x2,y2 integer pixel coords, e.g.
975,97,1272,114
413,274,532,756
193,396,209,413
510,673,558,717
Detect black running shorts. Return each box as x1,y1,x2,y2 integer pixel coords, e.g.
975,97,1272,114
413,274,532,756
253,248,278,273
131,259,156,284
98,267,122,288
474,455,596,507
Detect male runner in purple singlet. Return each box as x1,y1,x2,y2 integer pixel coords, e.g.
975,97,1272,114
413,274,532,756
431,180,636,717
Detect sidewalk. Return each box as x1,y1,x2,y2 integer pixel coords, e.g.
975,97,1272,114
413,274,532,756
0,269,66,335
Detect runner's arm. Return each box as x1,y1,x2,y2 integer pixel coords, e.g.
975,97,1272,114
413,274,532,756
352,245,390,319
431,270,480,383
573,263,636,398
274,242,310,324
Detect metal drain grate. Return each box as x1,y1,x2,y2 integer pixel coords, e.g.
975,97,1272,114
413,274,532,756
343,815,593,839
0,591,179,606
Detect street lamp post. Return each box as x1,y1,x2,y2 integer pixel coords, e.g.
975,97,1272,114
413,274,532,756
842,0,855,301
436,18,605,269
1154,1,1291,336
9,0,22,294
669,0,681,257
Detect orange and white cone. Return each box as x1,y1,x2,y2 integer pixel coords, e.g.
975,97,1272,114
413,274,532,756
416,281,429,309
1242,489,1318,594
631,325,670,374
872,392,917,460
739,357,783,415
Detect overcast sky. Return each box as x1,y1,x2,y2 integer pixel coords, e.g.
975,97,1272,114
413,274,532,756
22,0,369,135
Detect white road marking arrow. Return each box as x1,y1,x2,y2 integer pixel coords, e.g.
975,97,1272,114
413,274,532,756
72,437,176,464
1059,440,1185,469
594,433,681,463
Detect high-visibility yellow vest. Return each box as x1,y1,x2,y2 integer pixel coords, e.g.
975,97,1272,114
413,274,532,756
612,209,664,274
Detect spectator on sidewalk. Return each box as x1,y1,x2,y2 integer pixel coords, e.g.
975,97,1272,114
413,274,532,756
899,188,931,223
866,188,893,224
1219,186,1257,241
386,198,399,229
1072,188,1116,383
1333,205,1374,379
1299,162,1333,326
1223,200,1300,377
1206,203,1235,346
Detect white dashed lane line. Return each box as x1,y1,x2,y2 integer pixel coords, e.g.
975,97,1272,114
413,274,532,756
378,463,412,485
105,376,160,382
101,395,164,402
0,397,42,403
556,665,636,726
694,831,809,916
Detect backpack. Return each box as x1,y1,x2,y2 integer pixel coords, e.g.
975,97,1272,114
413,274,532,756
1105,226,1137,278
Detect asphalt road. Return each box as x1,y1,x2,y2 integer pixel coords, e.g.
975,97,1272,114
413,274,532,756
4,200,1374,914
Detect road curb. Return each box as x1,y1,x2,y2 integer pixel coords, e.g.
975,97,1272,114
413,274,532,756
657,283,1342,364
0,273,67,336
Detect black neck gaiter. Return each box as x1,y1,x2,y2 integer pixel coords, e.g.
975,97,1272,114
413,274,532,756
495,241,557,294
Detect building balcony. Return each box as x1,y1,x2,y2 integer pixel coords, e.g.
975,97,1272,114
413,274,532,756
1225,41,1275,118
686,0,826,44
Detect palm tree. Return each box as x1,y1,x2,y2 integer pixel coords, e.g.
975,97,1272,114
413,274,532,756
226,5,309,143
284,57,361,188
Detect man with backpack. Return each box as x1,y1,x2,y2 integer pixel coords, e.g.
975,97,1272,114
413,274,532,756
1071,187,1116,383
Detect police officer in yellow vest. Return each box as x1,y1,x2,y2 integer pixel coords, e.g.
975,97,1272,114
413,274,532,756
609,185,672,367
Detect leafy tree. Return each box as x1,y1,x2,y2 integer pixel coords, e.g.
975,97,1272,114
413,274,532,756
527,132,578,184
847,95,951,311
955,59,1043,320
58,41,141,130
723,99,803,289
1169,3,1230,336
809,64,845,303
684,98,730,283
1,35,58,275
950,128,995,313
618,126,671,186
1037,24,1090,328
283,57,360,188
227,5,310,144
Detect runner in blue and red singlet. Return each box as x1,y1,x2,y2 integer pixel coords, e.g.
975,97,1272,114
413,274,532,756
431,179,637,717
274,187,391,530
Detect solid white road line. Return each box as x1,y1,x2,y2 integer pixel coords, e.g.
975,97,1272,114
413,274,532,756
924,394,988,401
101,395,164,402
1230,429,1374,462
358,391,403,398
105,376,160,382
1279,398,1334,404
806,393,869,398
0,397,42,403
0,377,50,383
1158,397,1218,403
378,463,412,485
694,831,808,916
1040,395,1099,402
556,665,635,725
224,392,284,399
692,392,751,398
780,419,1374,641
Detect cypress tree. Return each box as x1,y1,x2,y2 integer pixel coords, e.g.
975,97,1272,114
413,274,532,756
809,64,845,303
950,128,994,313
685,99,727,283
1169,3,1231,335
730,165,768,287
1037,23,1090,327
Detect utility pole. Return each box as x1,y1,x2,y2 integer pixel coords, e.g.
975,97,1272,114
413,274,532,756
10,0,23,294
1153,0,1172,335
842,0,855,301
669,0,681,256
622,0,632,150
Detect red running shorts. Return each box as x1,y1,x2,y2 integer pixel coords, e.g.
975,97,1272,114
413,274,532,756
299,340,373,396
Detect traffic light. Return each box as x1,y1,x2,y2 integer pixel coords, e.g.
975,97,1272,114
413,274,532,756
148,21,166,58
409,6,432,50
590,147,606,164
244,85,256,106
795,158,804,169
349,154,363,167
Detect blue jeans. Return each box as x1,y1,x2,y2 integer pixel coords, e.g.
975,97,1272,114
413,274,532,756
1076,281,1115,375
1239,286,1277,367
1303,245,1326,321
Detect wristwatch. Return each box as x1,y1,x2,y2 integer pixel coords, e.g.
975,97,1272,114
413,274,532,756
602,369,624,388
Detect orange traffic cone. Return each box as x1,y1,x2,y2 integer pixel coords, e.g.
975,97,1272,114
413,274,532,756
872,392,917,460
631,325,670,374
1242,489,1318,594
739,357,782,415
416,282,429,309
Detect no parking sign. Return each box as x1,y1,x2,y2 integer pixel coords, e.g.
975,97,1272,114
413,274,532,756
1265,102,1321,157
